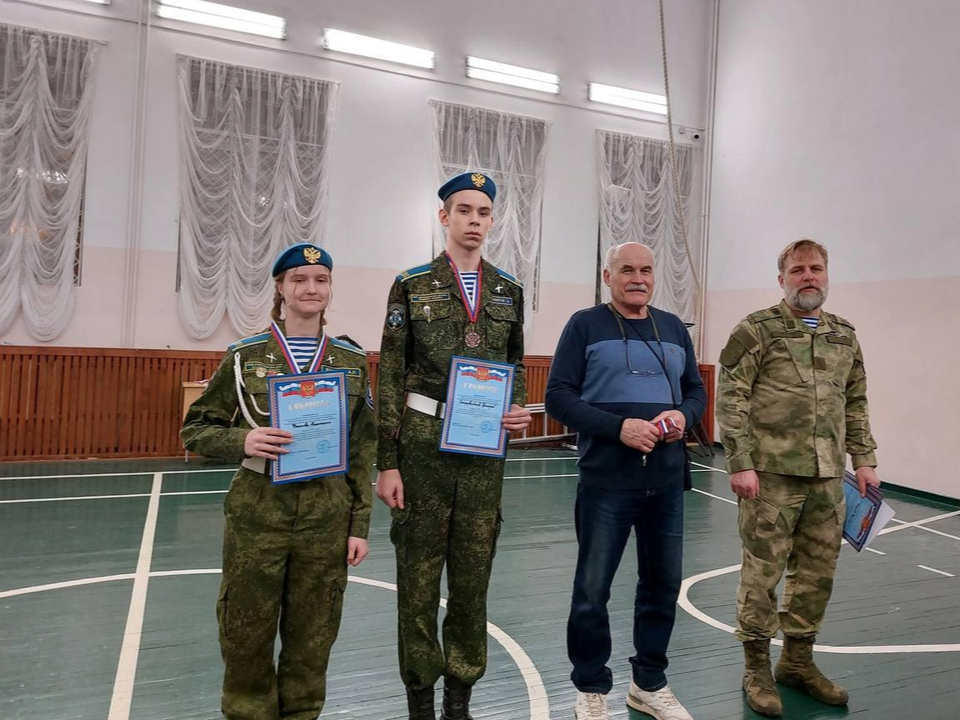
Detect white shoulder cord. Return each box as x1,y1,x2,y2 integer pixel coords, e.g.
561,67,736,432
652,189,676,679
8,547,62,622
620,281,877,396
233,351,269,428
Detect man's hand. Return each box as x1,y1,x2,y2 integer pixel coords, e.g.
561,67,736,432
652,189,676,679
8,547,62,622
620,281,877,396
243,427,293,460
376,469,405,509
502,404,533,432
650,410,686,443
731,469,760,500
855,466,880,498
620,418,660,453
346,537,369,567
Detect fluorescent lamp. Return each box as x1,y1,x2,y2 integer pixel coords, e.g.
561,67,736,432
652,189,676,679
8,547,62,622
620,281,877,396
81,0,111,5
322,29,435,69
466,56,559,94
157,0,286,39
588,83,667,114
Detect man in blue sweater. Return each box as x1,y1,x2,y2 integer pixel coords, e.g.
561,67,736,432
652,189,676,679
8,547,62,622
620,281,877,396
545,242,706,720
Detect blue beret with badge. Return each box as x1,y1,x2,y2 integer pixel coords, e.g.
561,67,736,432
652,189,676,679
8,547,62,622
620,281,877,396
438,172,497,203
272,243,333,277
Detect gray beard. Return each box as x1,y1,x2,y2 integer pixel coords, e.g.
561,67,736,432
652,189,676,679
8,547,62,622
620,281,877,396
786,285,828,312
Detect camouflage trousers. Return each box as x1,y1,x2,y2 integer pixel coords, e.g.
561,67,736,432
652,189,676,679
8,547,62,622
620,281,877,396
391,408,505,691
218,467,352,720
735,472,845,642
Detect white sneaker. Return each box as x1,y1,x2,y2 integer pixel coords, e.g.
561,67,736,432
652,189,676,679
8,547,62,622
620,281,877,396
574,691,609,720
626,682,693,720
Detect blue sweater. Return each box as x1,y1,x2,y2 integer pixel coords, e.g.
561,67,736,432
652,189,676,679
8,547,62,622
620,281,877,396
545,304,707,489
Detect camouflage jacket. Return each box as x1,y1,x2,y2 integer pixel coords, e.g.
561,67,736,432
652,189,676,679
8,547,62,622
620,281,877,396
377,253,527,470
180,322,375,538
716,300,878,478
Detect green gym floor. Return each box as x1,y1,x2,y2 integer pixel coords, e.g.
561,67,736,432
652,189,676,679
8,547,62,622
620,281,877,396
1,450,958,720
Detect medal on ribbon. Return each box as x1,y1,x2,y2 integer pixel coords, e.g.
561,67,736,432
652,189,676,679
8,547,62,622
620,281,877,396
445,253,483,348
270,321,329,374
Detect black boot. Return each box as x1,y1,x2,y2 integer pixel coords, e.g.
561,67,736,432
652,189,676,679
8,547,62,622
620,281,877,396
406,686,436,720
441,678,474,720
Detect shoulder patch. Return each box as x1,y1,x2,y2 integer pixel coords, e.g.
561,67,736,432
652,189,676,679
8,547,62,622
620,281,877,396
719,325,760,369
494,267,523,288
826,312,856,331
331,336,365,356
227,331,270,353
396,262,432,283
746,305,781,325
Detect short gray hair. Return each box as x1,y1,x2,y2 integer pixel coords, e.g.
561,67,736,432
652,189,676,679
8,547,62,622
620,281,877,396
778,238,828,273
604,242,654,272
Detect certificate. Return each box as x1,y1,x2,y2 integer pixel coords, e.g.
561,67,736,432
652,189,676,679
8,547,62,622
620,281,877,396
439,356,515,458
268,371,349,484
842,471,895,551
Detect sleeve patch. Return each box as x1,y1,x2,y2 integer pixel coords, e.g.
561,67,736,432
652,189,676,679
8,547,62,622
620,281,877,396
720,327,759,369
386,304,405,330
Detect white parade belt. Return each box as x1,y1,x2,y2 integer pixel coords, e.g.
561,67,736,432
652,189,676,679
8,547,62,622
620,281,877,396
405,392,447,420
241,457,267,474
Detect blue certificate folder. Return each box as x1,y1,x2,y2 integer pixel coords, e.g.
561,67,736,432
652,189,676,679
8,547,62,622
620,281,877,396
440,357,516,458
267,371,349,484
842,471,884,551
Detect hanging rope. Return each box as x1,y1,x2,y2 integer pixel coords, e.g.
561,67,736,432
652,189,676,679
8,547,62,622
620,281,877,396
658,0,704,353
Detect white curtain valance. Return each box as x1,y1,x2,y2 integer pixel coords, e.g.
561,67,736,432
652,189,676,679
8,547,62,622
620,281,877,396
597,129,702,328
177,55,339,339
0,23,100,341
430,100,550,323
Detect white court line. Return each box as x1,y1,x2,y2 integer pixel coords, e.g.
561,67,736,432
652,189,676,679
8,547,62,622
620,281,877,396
678,500,960,653
0,573,135,599
880,510,960,537
1,569,551,720
897,524,960,543
349,577,550,720
505,456,576,463
504,473,578,480
865,547,887,556
1,457,581,481
162,490,229,497
689,463,960,544
107,473,162,720
0,467,235,482
1,474,583,505
0,493,152,505
692,488,737,506
678,563,960,653
918,565,955,578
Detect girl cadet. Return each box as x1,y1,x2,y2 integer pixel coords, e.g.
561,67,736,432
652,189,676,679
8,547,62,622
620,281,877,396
181,243,376,720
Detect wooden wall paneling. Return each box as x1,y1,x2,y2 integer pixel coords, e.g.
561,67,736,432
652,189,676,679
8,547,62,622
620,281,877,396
0,346,715,461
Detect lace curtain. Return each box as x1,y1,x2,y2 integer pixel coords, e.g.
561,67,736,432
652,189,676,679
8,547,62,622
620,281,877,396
429,100,550,321
0,24,99,341
597,129,702,328
177,56,339,339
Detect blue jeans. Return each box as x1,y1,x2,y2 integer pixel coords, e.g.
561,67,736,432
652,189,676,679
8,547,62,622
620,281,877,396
567,482,684,693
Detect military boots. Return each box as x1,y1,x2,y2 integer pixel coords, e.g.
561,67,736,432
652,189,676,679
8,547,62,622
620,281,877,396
775,636,849,706
742,639,783,717
440,678,474,720
406,686,436,720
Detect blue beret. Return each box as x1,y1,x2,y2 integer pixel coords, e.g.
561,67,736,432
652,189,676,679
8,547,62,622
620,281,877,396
272,243,333,277
438,172,496,203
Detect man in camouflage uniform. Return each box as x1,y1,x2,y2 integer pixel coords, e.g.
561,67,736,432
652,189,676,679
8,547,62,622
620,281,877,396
716,238,880,717
375,172,531,720
182,244,376,720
